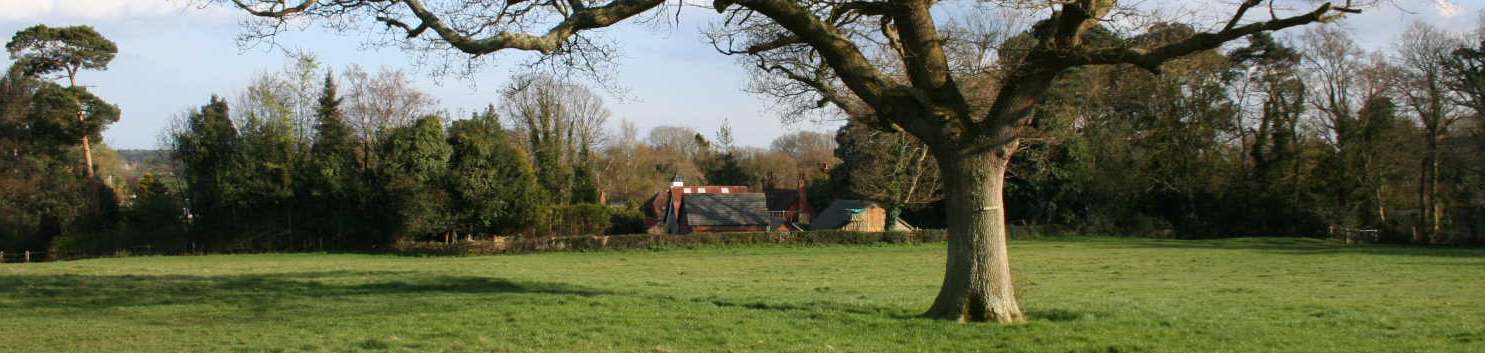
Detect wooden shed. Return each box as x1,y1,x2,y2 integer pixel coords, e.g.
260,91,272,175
809,200,915,232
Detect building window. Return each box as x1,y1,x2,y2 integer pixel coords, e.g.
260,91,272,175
683,188,692,194
721,187,730,193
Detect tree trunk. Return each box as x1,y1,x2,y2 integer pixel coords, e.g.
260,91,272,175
1418,131,1440,243
925,147,1025,323
80,134,95,178
68,73,96,178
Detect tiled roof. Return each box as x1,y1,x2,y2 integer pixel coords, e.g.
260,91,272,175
683,193,772,226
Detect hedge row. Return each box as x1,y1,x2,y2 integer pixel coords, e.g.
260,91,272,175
393,229,949,256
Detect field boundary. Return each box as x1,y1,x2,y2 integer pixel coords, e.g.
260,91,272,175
391,230,949,256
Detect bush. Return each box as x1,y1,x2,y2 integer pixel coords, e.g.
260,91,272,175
606,207,647,235
539,203,611,236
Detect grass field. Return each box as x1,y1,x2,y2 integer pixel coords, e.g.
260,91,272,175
2,237,1483,353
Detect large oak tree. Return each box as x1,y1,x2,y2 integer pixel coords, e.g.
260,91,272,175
219,0,1367,322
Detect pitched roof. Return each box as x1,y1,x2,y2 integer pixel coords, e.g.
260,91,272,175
809,199,914,231
810,199,877,230
642,191,667,219
683,193,772,226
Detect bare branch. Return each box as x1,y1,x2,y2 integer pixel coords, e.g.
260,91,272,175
232,0,318,17
398,0,665,55
716,0,923,130
1223,0,1265,32
1075,2,1356,74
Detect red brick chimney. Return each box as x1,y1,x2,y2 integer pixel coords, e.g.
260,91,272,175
797,172,810,222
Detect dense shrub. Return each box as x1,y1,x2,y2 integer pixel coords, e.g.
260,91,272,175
539,203,611,236
606,207,647,235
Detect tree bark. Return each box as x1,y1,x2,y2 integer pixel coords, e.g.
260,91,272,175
1418,128,1440,243
925,147,1025,323
80,134,95,178
68,73,96,178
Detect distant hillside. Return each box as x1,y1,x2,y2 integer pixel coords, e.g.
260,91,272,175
115,149,173,176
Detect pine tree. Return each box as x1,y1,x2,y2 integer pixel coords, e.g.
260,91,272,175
298,73,361,245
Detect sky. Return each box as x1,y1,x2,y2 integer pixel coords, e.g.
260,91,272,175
0,0,1479,150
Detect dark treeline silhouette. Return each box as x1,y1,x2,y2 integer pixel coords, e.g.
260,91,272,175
6,18,1485,259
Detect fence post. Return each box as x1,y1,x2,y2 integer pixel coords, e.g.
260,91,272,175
25,250,31,263
0,250,5,263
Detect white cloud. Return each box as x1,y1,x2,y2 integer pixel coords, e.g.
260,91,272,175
0,0,220,22
1436,0,1460,17
0,0,55,21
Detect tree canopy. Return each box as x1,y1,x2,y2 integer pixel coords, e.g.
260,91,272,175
5,25,117,80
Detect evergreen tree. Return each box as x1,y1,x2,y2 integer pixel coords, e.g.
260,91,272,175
703,151,757,187
447,106,545,235
125,173,186,248
570,146,600,204
376,115,452,242
6,25,118,177
0,63,120,254
173,96,239,248
237,82,301,247
298,73,361,245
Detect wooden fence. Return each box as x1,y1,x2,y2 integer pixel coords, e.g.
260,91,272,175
0,250,48,264
1330,226,1381,244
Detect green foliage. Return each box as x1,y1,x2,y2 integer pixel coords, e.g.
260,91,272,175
539,203,611,236
570,148,601,204
172,96,240,241
296,73,363,243
236,86,299,213
0,62,119,254
605,206,648,235
376,115,453,241
124,173,186,248
1003,30,1336,237
447,106,545,235
5,25,116,79
702,151,757,186
24,84,119,145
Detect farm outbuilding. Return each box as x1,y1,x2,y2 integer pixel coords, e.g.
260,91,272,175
810,200,915,232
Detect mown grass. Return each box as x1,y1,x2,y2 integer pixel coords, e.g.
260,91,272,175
2,237,1482,352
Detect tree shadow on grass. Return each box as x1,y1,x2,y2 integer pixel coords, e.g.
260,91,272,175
0,271,608,311
1026,308,1099,322
1089,237,1485,258
688,296,921,319
683,295,1103,323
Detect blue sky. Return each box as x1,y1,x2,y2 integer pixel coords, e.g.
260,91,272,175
1,0,1478,149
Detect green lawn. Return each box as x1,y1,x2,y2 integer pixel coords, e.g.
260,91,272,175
2,237,1483,353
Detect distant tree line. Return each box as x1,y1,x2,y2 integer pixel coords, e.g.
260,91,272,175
1,36,842,256
9,16,1485,258
154,61,844,252
828,21,1485,243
